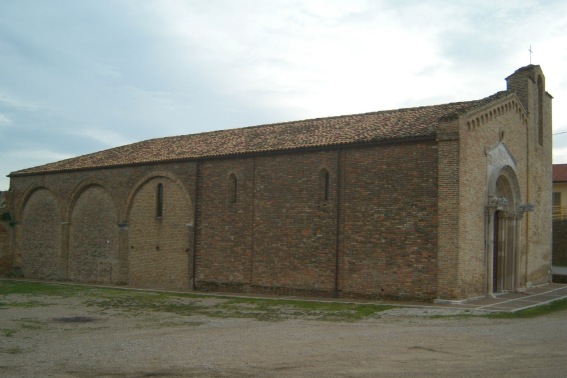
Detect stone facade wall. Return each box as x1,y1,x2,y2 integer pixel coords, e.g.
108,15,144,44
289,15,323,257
506,66,553,286
455,65,553,298
458,96,529,298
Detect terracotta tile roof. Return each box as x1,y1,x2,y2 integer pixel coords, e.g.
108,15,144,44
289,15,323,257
553,164,567,182
10,92,508,176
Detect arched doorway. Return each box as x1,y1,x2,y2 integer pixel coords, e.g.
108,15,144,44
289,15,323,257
486,166,522,295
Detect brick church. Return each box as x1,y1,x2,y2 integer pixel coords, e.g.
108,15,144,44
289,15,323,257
1,65,553,302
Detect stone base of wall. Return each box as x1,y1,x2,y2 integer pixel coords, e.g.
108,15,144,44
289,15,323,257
195,281,436,302
196,281,336,299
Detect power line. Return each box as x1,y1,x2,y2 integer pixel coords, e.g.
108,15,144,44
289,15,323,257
553,131,567,135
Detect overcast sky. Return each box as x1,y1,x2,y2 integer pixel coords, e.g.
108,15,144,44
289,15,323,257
1,0,566,191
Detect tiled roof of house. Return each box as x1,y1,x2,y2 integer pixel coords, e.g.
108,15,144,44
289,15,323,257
10,92,508,176
553,164,567,182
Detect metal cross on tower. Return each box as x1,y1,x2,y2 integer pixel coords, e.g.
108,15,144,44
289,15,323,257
529,45,533,64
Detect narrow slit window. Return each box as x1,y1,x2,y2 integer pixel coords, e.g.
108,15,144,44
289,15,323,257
156,183,164,217
229,174,237,204
537,75,544,146
319,169,330,202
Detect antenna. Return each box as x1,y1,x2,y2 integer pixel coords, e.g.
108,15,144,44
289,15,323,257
528,45,533,64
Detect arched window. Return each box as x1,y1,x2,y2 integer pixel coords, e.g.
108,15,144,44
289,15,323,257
228,174,238,204
319,169,330,202
537,75,544,146
156,183,164,217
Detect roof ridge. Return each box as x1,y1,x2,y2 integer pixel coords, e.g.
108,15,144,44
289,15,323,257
10,93,507,177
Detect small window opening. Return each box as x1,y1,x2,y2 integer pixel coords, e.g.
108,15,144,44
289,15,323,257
319,169,330,202
156,183,164,218
229,174,238,204
537,75,544,146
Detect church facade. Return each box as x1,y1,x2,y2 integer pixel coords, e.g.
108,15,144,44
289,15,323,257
3,65,552,302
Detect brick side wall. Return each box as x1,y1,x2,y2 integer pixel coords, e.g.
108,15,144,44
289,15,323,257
197,158,255,288
252,151,338,293
9,141,440,300
341,142,438,300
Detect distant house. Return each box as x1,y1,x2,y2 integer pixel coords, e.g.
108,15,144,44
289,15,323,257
5,65,553,302
552,164,567,220
552,164,567,270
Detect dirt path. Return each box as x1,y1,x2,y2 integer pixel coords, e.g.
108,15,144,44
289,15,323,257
1,293,566,377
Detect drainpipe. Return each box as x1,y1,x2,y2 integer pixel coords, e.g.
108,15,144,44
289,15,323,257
334,148,342,298
192,161,201,290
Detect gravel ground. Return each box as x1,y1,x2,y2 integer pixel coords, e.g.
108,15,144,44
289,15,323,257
0,293,566,377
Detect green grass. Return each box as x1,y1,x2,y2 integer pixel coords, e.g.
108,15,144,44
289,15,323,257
0,280,393,322
0,280,89,296
0,347,24,354
1,328,17,337
2,280,565,322
486,297,567,318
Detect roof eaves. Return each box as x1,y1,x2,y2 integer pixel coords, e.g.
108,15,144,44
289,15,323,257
9,134,437,177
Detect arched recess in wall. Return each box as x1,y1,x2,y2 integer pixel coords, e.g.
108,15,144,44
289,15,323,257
487,165,522,207
18,185,65,280
125,171,194,290
67,179,120,284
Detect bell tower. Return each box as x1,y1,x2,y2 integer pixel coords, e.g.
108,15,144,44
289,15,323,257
505,64,553,287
